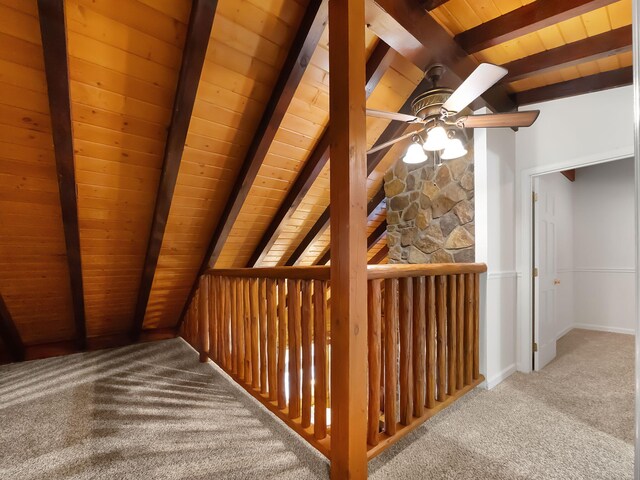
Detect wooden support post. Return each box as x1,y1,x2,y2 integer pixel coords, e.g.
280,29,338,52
328,0,368,476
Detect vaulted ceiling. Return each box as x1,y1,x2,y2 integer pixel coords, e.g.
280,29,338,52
0,0,632,361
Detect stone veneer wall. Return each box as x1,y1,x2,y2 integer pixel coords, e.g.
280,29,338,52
384,147,475,264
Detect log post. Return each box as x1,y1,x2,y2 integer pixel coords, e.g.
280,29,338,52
328,0,368,476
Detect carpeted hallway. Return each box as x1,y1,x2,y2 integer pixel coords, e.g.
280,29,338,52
0,329,633,479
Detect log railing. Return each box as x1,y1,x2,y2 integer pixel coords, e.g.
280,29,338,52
179,263,486,462
364,264,485,458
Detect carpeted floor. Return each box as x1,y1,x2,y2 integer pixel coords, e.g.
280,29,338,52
0,329,633,479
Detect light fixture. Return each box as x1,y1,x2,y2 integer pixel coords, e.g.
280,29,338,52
441,138,467,160
422,125,449,151
402,139,428,164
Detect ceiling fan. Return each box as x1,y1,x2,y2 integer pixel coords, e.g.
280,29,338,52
366,63,540,163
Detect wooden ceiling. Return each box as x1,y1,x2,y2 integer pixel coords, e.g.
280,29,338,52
0,0,632,360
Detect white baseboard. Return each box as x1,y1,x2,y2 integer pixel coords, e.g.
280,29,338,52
555,324,574,340
486,363,517,390
572,323,635,336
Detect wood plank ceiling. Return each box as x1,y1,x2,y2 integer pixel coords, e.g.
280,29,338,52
0,0,632,358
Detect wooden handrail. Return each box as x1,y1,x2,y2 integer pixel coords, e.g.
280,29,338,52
205,266,331,280
205,263,487,281
367,263,487,279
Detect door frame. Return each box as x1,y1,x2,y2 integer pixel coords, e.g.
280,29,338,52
515,149,634,374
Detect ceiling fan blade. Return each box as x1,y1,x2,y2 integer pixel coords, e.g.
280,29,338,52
456,110,540,128
366,108,422,123
441,63,508,115
367,129,419,155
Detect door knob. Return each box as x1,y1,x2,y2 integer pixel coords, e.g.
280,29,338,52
553,279,561,285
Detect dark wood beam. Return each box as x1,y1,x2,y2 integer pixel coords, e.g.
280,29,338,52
515,66,632,106
0,294,25,362
132,0,218,341
285,78,431,266
37,0,86,349
315,188,386,265
365,0,515,113
504,25,632,83
561,169,576,182
369,244,389,264
419,0,450,12
318,220,387,266
177,0,328,328
246,41,394,267
201,0,327,269
367,220,388,249
455,0,618,54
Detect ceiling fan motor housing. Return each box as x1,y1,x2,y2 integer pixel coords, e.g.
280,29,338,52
410,88,453,121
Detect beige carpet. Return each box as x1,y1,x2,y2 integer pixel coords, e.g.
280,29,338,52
0,329,633,479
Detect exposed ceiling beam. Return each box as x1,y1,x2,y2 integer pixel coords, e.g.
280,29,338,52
316,193,386,265
285,78,431,266
504,25,632,83
455,0,618,54
317,220,388,266
0,293,25,362
418,0,450,12
369,244,389,264
514,66,632,106
176,0,328,328
246,41,394,267
200,0,327,272
365,0,515,113
132,0,218,341
37,0,87,349
561,169,576,182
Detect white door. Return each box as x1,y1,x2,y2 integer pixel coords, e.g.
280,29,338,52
533,176,558,370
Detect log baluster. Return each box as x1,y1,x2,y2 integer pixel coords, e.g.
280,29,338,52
464,273,474,385
456,274,464,390
412,276,426,417
474,272,480,380
399,277,413,425
259,278,268,393
288,279,301,419
384,278,398,435
208,276,217,362
199,276,210,363
301,280,313,428
250,278,259,389
231,278,239,375
367,279,382,446
313,279,327,440
244,279,252,385
426,276,436,409
447,274,457,394
436,275,447,402
266,278,278,401
277,279,287,410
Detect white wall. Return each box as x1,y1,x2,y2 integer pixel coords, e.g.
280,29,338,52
573,158,636,334
514,85,635,372
516,86,634,174
475,114,518,389
475,86,635,384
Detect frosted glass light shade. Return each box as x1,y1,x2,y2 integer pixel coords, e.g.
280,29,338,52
403,143,427,164
441,138,467,160
423,126,449,151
